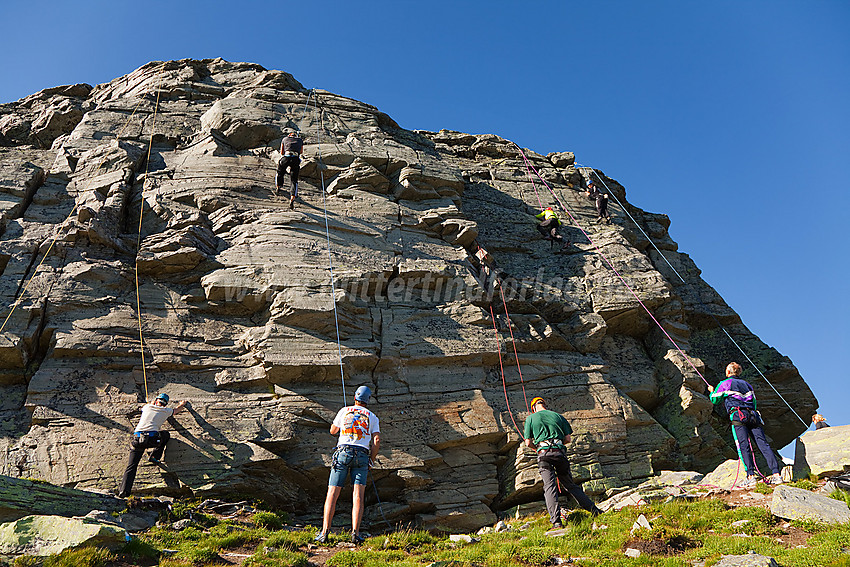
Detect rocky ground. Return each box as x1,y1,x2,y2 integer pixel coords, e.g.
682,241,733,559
0,58,818,530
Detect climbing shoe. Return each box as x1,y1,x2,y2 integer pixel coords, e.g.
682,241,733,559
314,531,328,544
737,476,758,489
351,532,365,545
148,457,163,466
768,473,784,485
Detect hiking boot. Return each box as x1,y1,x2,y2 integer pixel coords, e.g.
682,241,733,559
737,476,758,489
351,532,365,545
314,531,328,544
768,473,784,485
289,198,295,210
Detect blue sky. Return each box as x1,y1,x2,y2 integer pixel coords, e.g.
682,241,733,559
2,1,848,456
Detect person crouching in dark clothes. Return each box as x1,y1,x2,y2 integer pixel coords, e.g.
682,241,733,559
586,181,610,224
523,397,602,528
534,207,568,249
276,131,304,209
813,413,830,429
708,362,783,488
118,393,188,498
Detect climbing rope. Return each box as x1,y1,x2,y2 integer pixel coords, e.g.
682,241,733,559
311,96,348,406
497,284,530,412
576,163,808,429
489,304,524,439
0,74,154,341
134,64,167,401
512,143,712,388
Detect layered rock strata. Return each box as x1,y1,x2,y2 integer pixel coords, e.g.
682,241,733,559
0,59,817,531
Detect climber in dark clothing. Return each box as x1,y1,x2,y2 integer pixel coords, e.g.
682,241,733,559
708,362,783,488
586,181,610,224
535,208,568,249
276,131,304,209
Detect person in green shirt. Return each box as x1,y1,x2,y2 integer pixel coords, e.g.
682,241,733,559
523,397,602,527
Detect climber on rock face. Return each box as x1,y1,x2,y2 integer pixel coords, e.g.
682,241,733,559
276,130,304,209
534,207,568,249
315,386,381,546
523,397,602,528
708,362,784,488
118,393,188,498
586,181,610,224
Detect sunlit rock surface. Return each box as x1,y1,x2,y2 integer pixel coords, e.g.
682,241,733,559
0,59,816,530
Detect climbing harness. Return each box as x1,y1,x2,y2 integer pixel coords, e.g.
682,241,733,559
575,163,809,429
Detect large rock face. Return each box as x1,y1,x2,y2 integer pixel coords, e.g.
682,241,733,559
0,59,817,530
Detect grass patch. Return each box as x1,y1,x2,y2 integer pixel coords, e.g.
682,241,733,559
42,547,114,567
253,511,284,530
13,557,40,567
262,527,318,551
787,479,818,491
789,518,830,533
753,482,774,495
326,549,407,567
120,537,160,560
369,529,438,551
829,489,850,508
244,547,310,567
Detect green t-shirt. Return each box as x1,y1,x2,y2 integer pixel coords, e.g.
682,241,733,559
523,409,573,446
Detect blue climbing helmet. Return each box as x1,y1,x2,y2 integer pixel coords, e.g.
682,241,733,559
354,386,372,404
156,393,170,404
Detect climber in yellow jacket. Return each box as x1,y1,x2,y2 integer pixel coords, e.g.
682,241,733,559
535,207,567,248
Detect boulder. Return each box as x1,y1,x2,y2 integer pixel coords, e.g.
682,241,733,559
699,459,746,490
713,554,779,567
0,58,818,532
0,476,124,523
793,424,850,479
0,515,126,558
770,485,850,524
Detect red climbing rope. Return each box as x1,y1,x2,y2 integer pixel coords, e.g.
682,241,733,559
497,284,530,412
512,143,711,388
490,304,525,439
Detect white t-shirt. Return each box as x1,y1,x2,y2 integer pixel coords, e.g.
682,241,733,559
135,403,174,432
333,405,379,450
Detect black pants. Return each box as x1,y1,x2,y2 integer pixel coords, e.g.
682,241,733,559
276,155,300,196
536,219,563,242
118,431,169,497
596,196,609,219
537,449,600,525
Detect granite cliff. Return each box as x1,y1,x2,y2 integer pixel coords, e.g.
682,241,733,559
0,59,817,531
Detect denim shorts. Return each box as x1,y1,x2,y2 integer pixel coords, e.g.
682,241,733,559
328,445,370,487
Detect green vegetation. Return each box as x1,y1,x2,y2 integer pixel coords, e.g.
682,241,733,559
829,489,850,508
42,547,114,567
787,479,818,491
252,511,285,530
11,493,850,567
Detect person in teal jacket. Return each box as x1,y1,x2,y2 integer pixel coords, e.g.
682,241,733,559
708,362,783,488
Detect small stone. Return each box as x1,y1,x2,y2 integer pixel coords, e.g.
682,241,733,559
172,519,193,530
731,519,751,527
494,520,510,533
624,548,641,558
630,514,651,535
449,534,475,543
